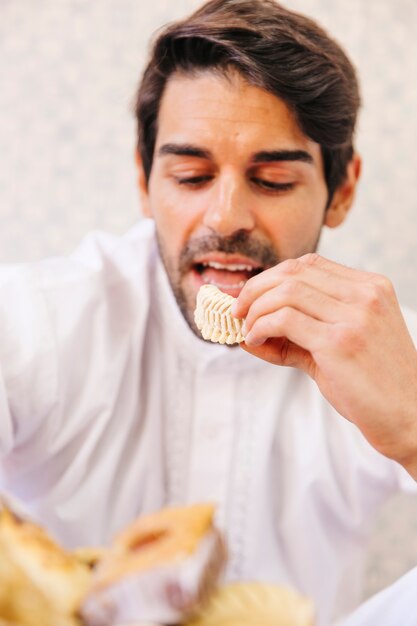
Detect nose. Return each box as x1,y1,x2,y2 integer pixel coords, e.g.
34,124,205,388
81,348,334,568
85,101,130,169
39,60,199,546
203,172,255,236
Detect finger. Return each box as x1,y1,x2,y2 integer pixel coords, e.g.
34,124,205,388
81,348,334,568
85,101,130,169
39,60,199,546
243,279,351,335
296,252,371,282
241,337,314,375
233,253,381,319
244,306,327,353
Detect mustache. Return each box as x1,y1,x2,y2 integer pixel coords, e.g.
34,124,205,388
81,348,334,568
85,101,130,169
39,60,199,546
178,231,280,275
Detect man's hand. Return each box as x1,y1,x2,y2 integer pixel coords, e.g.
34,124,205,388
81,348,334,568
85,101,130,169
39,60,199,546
232,253,417,478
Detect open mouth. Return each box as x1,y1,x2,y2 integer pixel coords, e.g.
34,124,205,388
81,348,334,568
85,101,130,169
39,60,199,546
191,257,263,297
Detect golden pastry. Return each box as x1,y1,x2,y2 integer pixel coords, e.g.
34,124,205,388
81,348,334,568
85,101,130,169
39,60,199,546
72,546,108,570
82,503,226,626
0,506,91,618
0,523,82,626
184,582,315,626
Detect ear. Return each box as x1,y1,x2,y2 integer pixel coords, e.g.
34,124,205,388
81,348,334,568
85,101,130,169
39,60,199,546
135,151,153,219
324,153,362,228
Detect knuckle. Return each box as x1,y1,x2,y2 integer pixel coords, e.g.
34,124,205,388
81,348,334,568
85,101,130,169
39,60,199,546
362,275,393,313
332,325,366,355
300,252,322,267
281,258,303,276
280,278,300,297
374,274,394,295
363,284,383,313
277,306,293,325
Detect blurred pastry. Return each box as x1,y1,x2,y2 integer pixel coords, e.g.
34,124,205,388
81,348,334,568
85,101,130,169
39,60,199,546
184,582,315,626
81,503,226,626
72,546,109,570
0,506,91,617
0,527,81,626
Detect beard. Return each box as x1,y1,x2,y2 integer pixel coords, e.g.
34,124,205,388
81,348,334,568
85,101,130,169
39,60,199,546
155,228,322,342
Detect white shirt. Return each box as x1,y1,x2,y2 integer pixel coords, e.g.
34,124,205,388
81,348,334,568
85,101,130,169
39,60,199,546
0,219,416,626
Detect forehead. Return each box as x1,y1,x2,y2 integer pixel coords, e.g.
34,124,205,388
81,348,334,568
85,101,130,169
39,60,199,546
155,70,319,158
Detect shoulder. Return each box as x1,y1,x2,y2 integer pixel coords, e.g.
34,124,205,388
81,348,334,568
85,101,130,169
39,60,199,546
0,220,159,453
0,219,157,291
39,218,157,292
0,218,158,392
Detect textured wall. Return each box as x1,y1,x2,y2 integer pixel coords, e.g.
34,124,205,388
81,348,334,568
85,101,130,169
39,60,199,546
1,0,417,600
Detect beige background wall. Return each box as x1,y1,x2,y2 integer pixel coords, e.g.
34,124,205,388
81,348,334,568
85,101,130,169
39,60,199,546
0,0,416,598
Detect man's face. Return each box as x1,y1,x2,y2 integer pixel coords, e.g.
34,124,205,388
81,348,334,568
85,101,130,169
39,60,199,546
139,70,343,335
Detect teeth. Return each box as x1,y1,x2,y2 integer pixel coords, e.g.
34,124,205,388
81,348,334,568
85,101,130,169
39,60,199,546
202,261,255,271
203,278,246,289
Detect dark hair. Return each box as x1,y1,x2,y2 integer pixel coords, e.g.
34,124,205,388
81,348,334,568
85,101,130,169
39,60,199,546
134,0,360,205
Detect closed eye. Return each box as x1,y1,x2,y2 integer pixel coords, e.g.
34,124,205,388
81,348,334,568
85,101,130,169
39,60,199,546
251,178,295,192
176,175,213,187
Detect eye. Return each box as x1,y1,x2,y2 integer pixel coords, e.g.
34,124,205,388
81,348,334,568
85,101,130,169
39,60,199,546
251,177,295,192
176,175,213,187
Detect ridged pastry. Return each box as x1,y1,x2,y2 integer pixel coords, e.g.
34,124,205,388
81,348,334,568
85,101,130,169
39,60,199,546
194,284,245,345
81,504,226,626
184,582,315,626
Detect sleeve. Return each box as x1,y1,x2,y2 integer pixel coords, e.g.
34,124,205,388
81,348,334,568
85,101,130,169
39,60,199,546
0,265,57,456
335,566,417,626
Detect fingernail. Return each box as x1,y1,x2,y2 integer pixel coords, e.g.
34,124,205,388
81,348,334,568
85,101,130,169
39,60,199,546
241,321,247,336
231,301,239,317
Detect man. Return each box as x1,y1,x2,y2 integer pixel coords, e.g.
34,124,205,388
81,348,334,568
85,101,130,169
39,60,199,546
0,1,416,625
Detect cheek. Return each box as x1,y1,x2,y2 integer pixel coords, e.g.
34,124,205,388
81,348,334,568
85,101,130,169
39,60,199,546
150,193,194,261
261,197,325,256
149,176,207,244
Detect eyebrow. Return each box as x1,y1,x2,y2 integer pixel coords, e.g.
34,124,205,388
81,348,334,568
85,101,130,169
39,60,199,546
252,149,313,164
158,143,212,159
157,143,314,165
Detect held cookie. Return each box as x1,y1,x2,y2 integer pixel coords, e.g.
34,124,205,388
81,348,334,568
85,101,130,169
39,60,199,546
194,284,245,345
